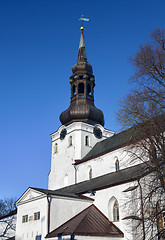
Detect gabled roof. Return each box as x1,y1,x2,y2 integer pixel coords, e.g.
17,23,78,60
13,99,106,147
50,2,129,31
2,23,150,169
55,162,153,195
16,187,93,205
30,187,93,201
16,162,153,206
46,204,124,238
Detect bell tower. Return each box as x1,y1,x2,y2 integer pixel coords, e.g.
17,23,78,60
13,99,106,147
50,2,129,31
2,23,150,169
60,26,104,126
48,25,114,190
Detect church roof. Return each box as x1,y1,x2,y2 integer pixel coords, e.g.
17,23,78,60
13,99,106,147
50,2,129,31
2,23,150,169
18,162,154,204
45,204,124,238
30,187,93,201
54,162,153,195
20,162,153,202
76,113,165,164
76,125,144,164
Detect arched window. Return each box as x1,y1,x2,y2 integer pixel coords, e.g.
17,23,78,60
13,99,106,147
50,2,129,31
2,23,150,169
89,167,92,180
69,136,72,146
54,143,58,153
64,174,68,186
115,158,119,171
113,200,119,221
108,197,119,222
85,136,89,146
78,82,84,94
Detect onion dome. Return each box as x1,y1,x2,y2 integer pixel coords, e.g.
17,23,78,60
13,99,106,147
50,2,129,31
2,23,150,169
60,26,104,126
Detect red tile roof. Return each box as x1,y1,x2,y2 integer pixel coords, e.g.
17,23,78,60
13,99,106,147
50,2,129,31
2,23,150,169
46,205,124,238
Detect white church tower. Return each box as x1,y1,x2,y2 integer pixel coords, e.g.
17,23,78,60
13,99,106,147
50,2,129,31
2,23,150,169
48,26,114,190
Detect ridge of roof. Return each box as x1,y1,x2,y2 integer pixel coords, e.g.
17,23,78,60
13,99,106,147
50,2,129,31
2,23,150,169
54,162,154,195
30,187,93,201
45,204,124,238
16,162,154,206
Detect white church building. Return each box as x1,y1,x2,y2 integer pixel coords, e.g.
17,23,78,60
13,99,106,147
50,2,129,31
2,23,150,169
1,26,164,240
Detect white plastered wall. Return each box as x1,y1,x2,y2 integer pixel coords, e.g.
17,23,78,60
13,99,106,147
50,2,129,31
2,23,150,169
49,196,93,232
91,182,137,240
48,122,114,190
76,143,143,184
15,196,48,240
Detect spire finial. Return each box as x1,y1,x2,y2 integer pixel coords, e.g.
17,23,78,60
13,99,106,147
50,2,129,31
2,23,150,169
80,26,84,32
77,15,89,62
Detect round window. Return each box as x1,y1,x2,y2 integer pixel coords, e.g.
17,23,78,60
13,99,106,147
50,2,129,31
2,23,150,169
60,128,67,140
93,126,102,139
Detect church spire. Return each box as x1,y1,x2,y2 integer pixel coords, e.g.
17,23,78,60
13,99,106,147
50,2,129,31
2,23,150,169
77,26,87,62
60,25,104,126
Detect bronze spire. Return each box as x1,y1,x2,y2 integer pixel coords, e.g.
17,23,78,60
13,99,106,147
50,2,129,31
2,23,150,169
77,26,87,62
60,26,104,126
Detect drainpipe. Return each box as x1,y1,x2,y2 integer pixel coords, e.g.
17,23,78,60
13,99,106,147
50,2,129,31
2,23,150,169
58,233,62,240
71,234,75,240
47,195,51,234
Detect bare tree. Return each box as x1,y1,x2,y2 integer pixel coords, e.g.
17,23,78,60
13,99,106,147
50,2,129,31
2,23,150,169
0,198,16,239
0,212,16,239
0,197,16,217
117,28,165,239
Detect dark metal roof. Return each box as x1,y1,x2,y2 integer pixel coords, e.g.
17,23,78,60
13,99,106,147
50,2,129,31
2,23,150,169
54,162,153,195
45,204,124,238
18,163,153,205
76,113,165,164
76,124,145,164
60,26,104,127
0,209,17,220
30,187,93,201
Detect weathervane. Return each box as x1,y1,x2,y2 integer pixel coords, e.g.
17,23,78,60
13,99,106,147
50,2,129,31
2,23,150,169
79,15,89,27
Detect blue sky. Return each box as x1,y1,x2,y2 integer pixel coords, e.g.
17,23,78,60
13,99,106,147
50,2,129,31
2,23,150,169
0,0,165,200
